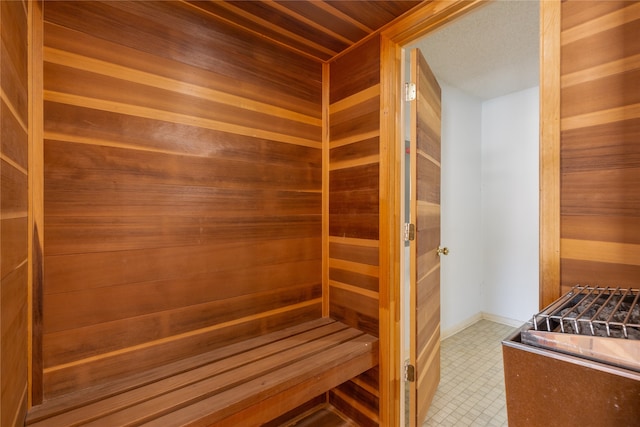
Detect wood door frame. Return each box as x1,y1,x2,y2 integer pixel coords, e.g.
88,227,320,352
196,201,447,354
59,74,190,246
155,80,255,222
378,1,561,425
28,0,45,407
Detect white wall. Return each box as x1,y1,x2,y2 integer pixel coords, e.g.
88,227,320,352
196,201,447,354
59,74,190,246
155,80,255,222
405,83,540,341
439,84,484,336
480,86,539,324
438,85,539,337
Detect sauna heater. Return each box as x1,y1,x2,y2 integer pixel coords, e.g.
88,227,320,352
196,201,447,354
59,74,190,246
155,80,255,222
502,285,640,427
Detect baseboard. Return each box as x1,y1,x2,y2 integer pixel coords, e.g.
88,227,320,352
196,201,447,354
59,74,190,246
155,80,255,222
441,313,482,339
440,312,526,340
480,312,526,328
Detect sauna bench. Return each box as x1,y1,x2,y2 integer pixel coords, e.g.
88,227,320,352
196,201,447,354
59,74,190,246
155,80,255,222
25,318,378,427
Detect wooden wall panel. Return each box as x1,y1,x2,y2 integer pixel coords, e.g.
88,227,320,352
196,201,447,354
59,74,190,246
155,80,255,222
41,0,322,399
560,1,640,294
328,35,381,426
1,0,29,425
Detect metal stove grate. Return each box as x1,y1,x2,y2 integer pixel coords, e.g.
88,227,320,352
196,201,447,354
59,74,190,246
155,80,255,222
532,285,640,339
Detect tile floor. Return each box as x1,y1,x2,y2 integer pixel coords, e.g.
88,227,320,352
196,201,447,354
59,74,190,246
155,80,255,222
421,320,517,427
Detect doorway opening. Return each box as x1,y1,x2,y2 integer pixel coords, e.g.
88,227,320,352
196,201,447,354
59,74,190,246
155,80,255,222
398,1,540,425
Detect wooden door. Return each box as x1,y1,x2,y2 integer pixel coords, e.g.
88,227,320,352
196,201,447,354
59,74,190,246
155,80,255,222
408,48,442,427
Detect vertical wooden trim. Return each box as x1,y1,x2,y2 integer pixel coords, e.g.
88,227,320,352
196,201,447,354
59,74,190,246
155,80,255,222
322,62,330,318
379,34,402,427
539,0,561,309
408,48,418,427
28,0,44,407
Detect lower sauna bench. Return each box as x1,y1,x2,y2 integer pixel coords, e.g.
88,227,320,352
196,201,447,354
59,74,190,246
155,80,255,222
26,318,378,427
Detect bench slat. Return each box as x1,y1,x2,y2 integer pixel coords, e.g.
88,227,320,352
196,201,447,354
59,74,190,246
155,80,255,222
145,335,378,427
27,317,335,424
28,319,377,427
81,328,365,427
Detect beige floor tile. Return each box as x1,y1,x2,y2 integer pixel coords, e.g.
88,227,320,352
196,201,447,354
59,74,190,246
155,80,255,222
421,319,516,427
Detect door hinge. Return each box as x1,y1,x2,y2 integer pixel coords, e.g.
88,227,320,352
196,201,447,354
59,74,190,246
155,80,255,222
404,362,416,382
405,82,416,101
404,223,416,242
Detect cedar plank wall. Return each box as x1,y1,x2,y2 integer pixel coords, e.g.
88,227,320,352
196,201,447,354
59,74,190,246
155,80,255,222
328,36,381,427
0,0,30,425
40,1,323,399
560,1,640,293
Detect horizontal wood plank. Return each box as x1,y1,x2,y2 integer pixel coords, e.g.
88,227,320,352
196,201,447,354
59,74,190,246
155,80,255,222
562,52,640,88
329,268,379,294
44,100,322,162
44,47,321,127
330,37,380,103
43,22,321,118
329,287,379,338
45,182,321,218
1,98,28,170
44,62,321,143
561,215,640,245
561,0,631,31
44,1,322,103
561,238,640,266
333,380,379,417
561,118,640,172
329,214,379,241
259,395,326,427
561,258,640,291
562,1,640,47
329,258,379,278
1,217,28,278
561,15,640,76
45,237,321,294
330,109,379,144
329,241,379,266
416,155,440,205
330,137,379,164
45,140,320,192
43,283,322,365
561,103,640,131
329,385,380,427
0,6,28,125
561,167,640,215
561,68,640,119
330,281,379,300
328,235,379,248
44,215,321,255
416,270,440,352
1,159,28,215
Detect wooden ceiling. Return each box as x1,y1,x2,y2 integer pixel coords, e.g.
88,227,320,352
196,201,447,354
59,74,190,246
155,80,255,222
188,0,424,61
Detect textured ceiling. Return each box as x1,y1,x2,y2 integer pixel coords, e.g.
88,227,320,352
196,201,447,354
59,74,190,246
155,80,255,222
407,0,540,100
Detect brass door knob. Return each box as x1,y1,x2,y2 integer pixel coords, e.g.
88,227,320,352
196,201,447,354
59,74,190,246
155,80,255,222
437,247,449,256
